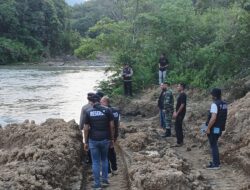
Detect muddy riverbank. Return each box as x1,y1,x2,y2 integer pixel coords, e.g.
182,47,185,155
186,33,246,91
1,78,250,189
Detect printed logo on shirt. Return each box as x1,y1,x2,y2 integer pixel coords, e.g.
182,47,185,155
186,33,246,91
90,111,105,117
219,104,227,110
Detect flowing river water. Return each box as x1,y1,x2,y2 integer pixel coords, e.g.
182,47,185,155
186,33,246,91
0,65,106,126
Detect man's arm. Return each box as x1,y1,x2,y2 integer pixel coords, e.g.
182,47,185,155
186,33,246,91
83,124,90,151
206,113,217,134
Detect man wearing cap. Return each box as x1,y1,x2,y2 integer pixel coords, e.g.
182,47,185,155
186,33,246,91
84,94,115,189
122,63,133,96
79,92,95,164
206,88,227,169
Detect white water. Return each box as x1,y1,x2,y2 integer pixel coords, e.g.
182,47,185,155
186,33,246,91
0,65,106,126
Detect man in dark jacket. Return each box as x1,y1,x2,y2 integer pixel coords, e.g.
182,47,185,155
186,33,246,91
122,63,133,96
84,94,115,189
158,53,169,84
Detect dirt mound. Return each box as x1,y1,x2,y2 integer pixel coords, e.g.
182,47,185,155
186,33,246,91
117,84,250,190
0,119,83,190
221,92,250,175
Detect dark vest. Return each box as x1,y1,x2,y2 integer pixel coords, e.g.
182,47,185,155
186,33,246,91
109,106,120,139
206,100,228,131
87,104,111,141
123,67,132,81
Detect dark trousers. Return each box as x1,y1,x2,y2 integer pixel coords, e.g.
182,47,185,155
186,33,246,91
124,81,132,96
208,133,220,166
108,147,117,173
175,115,184,144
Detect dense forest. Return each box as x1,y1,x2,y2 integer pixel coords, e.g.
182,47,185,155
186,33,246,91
1,0,250,92
0,0,80,64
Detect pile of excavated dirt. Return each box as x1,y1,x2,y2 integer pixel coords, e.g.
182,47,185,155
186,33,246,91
116,84,250,190
0,119,83,190
221,92,250,175
117,87,211,190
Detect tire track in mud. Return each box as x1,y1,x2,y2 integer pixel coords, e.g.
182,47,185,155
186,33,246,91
83,144,130,190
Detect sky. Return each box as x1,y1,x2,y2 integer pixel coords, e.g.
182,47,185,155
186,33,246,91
65,0,87,6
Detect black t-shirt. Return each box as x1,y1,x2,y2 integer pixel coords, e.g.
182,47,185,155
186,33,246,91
176,92,187,117
159,58,169,71
85,104,114,141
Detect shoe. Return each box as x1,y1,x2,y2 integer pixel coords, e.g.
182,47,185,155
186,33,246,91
101,180,110,187
112,170,118,175
175,143,183,147
206,162,220,170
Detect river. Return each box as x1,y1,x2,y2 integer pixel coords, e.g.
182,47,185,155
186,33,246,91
0,65,106,126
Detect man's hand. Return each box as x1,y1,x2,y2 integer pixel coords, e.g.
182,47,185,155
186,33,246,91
173,112,178,119
206,128,211,135
84,143,88,151
110,140,115,148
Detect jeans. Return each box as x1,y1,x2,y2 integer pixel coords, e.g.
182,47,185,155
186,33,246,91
160,109,166,129
124,81,132,96
89,139,110,187
175,115,184,144
208,133,220,166
108,147,117,173
159,70,166,84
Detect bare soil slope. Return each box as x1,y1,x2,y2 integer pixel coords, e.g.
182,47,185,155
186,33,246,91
0,119,83,190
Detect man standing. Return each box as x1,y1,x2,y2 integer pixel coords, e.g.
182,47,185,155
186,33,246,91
162,82,174,137
84,95,115,189
158,53,169,84
122,63,133,96
206,88,227,169
79,92,95,164
173,83,187,146
100,96,120,175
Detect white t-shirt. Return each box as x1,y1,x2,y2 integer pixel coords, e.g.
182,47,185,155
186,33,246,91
210,103,218,114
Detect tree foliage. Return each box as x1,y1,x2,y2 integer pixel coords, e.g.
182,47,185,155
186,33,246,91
0,0,75,64
73,0,250,93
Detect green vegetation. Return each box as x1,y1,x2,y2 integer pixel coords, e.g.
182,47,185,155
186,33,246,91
72,0,250,93
1,0,250,93
0,0,79,64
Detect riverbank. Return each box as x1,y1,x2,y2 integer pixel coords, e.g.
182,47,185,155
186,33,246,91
0,78,249,189
0,54,110,68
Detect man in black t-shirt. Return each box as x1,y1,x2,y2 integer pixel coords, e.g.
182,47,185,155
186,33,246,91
158,53,169,84
173,83,187,146
84,95,115,189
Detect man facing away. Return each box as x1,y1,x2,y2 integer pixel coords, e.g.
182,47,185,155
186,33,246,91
100,96,120,175
122,63,133,96
158,53,169,84
79,92,95,164
173,83,187,146
84,94,115,189
206,88,227,169
162,82,174,137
